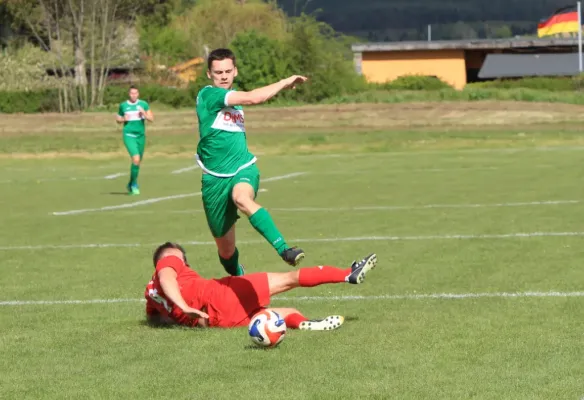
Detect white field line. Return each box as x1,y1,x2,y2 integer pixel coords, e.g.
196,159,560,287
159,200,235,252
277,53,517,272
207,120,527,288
2,231,584,251
265,145,584,159
104,172,125,180
0,176,109,184
93,199,582,215
261,172,305,182
171,165,199,174
2,291,584,306
317,167,500,174
51,173,305,216
266,200,580,212
52,192,203,216
0,164,556,184
2,162,185,172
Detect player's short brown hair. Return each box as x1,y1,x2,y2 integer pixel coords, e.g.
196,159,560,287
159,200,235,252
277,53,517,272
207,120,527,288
129,85,138,92
207,48,236,70
153,242,187,267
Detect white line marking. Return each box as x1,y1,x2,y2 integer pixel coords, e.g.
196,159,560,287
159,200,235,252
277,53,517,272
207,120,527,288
51,173,303,216
52,192,203,216
0,299,142,306
2,231,584,251
268,145,584,159
317,167,502,174
276,291,584,301
104,172,124,180
2,291,583,306
266,200,580,212
96,199,582,215
261,172,305,182
171,165,199,174
0,176,108,184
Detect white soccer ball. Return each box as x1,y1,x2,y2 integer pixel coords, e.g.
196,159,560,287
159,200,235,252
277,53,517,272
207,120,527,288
248,309,287,348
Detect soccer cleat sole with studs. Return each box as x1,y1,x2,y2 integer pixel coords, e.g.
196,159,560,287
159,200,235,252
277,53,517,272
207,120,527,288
299,315,344,331
347,253,377,284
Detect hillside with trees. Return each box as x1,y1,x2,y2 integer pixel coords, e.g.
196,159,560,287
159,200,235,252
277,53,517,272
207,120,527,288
277,0,577,40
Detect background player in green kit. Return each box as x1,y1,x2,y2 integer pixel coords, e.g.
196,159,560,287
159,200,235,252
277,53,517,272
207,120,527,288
116,85,154,195
196,48,307,276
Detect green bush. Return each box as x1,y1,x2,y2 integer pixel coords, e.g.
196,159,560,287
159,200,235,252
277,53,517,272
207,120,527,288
280,15,367,102
6,80,584,114
467,77,580,91
380,75,454,91
0,89,60,113
230,30,292,91
103,84,197,109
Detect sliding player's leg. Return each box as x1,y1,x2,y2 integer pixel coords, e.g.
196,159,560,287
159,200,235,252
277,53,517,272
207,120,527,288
266,253,378,296
268,307,344,331
262,254,377,330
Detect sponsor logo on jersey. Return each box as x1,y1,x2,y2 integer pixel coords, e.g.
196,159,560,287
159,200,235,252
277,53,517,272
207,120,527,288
211,107,245,132
124,110,143,122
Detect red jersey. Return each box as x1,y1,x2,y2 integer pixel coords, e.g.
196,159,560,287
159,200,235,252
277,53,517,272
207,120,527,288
144,255,272,328
144,255,210,327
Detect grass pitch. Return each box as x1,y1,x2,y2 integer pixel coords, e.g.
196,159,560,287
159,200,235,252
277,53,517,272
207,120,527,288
1,102,583,399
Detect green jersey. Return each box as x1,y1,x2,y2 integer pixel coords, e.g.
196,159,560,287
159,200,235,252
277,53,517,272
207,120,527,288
117,100,150,136
195,85,256,177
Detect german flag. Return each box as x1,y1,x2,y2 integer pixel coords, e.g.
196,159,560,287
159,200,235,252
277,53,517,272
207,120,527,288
538,6,580,37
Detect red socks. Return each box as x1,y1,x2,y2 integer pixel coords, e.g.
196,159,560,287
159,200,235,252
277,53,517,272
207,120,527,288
285,313,308,329
298,265,351,287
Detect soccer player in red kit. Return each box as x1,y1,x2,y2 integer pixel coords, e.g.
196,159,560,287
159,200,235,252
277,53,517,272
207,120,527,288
145,242,377,330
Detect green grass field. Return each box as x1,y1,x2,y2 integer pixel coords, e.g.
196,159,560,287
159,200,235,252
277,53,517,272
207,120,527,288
1,102,584,399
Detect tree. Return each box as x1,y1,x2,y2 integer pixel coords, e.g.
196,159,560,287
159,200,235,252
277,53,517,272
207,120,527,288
230,30,291,90
3,0,142,111
170,0,288,60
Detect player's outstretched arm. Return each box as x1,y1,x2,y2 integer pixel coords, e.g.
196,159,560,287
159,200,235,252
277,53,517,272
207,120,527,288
158,268,209,320
226,75,308,106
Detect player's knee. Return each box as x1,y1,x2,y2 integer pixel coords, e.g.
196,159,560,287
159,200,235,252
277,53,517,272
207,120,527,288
217,245,236,260
232,192,254,212
132,157,141,165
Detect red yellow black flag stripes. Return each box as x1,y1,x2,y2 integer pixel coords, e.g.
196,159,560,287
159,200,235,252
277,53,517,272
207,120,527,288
537,6,580,37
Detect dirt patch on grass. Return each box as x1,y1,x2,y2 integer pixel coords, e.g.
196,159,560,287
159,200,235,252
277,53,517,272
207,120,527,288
2,101,584,137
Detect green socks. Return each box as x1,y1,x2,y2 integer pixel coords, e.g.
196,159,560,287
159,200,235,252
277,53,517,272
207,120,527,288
249,208,288,255
219,247,245,276
130,164,140,186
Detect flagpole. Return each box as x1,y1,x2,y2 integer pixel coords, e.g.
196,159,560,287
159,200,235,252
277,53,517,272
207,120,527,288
578,1,583,73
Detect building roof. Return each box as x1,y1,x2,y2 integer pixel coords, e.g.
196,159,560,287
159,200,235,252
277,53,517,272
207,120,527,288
478,53,580,78
352,38,579,52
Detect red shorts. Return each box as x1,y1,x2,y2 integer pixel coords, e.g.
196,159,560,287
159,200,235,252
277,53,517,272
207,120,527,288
206,272,271,328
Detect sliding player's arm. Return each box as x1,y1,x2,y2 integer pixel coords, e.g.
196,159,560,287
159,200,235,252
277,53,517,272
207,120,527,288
226,75,308,106
157,267,209,321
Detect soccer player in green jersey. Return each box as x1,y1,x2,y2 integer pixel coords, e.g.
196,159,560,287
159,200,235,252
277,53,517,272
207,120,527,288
116,85,154,195
196,48,307,276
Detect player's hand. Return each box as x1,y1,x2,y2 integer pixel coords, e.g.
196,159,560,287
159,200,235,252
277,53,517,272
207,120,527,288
124,114,130,121
181,306,209,320
282,75,308,89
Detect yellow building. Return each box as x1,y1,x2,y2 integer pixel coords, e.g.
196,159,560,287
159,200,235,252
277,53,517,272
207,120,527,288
168,57,205,83
352,38,579,89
